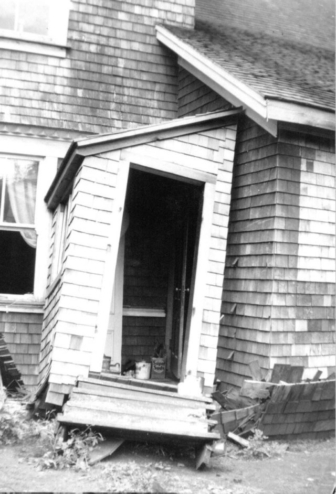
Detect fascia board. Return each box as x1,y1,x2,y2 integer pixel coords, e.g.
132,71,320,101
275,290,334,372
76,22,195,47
266,100,335,131
45,108,242,210
75,108,241,150
156,25,268,119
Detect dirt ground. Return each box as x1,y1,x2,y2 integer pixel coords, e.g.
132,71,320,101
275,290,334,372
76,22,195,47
0,434,334,493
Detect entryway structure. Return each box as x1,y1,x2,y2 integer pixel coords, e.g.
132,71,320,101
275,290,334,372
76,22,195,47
37,109,241,407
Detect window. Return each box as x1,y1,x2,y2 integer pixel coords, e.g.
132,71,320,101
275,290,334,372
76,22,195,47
0,0,70,53
50,197,71,284
0,157,38,295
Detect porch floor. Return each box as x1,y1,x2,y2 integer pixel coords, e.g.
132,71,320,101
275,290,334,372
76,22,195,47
57,376,219,447
89,370,179,393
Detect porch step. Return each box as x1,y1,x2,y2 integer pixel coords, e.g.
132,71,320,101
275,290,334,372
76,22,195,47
79,377,215,408
57,377,219,443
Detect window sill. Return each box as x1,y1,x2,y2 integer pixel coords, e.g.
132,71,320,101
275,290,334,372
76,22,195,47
0,295,44,313
0,35,69,58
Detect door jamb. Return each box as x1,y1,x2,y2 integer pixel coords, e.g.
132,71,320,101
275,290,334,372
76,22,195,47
181,181,216,379
90,160,130,373
90,156,216,378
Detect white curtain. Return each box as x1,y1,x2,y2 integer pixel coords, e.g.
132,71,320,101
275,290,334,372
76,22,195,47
6,161,37,248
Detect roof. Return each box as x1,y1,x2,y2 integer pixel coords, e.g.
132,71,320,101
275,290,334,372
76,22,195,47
45,108,242,210
156,0,335,131
196,0,335,51
166,22,334,111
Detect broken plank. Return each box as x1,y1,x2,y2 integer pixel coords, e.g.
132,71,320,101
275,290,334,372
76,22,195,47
227,432,249,448
240,380,275,400
312,370,323,381
88,438,124,466
270,364,291,384
195,443,213,470
248,360,262,381
286,366,304,384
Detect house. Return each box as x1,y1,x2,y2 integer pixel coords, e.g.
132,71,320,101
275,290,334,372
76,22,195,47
0,0,334,409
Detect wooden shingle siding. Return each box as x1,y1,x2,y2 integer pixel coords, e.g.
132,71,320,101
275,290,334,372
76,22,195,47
122,316,166,363
0,312,43,391
260,380,335,440
268,129,335,378
178,68,232,117
39,155,123,401
0,0,195,135
217,118,335,389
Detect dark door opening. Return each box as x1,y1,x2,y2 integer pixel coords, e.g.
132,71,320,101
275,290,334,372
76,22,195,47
122,168,202,378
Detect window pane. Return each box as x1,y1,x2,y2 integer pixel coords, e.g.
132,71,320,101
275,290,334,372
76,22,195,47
4,159,38,226
0,0,15,30
18,0,50,36
0,230,36,294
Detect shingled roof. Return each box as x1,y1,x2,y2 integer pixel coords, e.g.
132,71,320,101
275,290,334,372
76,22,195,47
158,0,335,114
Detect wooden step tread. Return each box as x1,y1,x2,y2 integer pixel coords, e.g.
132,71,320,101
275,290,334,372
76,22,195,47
78,377,213,404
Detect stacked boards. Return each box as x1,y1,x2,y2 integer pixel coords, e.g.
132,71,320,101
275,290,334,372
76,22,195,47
57,377,220,445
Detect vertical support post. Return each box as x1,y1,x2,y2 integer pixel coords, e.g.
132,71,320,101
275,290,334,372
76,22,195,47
90,161,130,373
181,181,216,379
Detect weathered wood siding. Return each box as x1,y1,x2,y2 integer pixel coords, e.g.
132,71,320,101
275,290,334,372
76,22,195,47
122,316,166,363
41,124,237,403
0,311,43,391
217,118,335,388
268,128,335,377
260,379,335,439
0,0,195,137
178,68,232,117
38,207,63,390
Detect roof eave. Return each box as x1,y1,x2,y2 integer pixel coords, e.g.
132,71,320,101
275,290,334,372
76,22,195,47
45,108,242,211
156,25,335,134
266,98,335,131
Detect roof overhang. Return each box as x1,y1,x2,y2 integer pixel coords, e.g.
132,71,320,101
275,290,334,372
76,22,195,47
156,25,335,136
45,108,242,210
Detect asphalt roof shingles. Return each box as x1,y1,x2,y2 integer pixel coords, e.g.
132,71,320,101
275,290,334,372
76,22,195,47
165,1,335,111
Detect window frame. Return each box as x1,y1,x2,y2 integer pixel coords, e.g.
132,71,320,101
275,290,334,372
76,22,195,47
0,0,70,57
0,153,56,303
50,195,71,285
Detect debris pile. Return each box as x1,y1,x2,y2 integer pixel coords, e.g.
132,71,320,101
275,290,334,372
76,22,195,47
211,361,336,443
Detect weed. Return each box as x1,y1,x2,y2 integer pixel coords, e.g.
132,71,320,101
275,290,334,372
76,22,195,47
38,427,104,471
228,429,288,460
0,399,54,446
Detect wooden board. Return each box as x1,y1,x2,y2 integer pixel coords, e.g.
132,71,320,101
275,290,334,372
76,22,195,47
270,364,291,384
66,394,210,425
98,373,178,393
88,439,124,466
73,384,214,411
240,380,275,400
78,377,213,404
57,408,220,440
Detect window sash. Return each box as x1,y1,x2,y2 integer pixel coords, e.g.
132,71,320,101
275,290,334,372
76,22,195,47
0,0,70,45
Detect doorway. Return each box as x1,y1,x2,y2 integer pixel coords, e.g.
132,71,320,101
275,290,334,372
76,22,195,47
104,167,203,380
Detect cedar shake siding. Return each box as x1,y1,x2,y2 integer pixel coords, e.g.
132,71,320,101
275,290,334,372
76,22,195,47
0,0,195,136
0,312,43,391
178,68,232,118
217,118,335,388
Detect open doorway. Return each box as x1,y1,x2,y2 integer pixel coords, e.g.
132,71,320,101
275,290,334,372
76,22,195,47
104,167,203,381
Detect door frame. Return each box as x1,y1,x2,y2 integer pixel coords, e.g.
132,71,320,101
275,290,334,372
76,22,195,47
90,155,216,379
